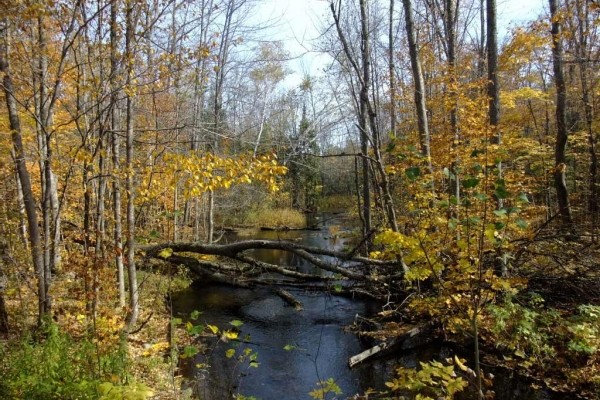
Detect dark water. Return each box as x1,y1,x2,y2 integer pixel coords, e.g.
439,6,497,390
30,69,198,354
173,285,385,399
171,213,570,400
172,213,388,399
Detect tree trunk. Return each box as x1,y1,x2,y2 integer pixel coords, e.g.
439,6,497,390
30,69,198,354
12,152,28,246
388,0,397,139
486,0,499,129
359,0,373,241
0,243,9,335
402,0,433,172
110,0,125,308
0,17,47,324
549,0,573,226
125,0,139,329
572,0,598,233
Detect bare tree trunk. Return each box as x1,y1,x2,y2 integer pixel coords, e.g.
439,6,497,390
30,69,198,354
125,0,139,329
487,0,504,206
0,17,47,324
12,152,28,246
388,0,397,139
445,0,458,135
358,0,373,241
487,0,499,130
549,0,573,227
477,0,486,78
0,243,8,334
572,0,598,234
110,0,125,307
402,0,432,172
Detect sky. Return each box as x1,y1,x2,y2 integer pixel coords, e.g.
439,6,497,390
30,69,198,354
251,0,545,88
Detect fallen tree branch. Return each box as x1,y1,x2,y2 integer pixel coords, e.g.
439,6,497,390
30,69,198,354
140,239,405,298
348,324,429,368
275,289,303,310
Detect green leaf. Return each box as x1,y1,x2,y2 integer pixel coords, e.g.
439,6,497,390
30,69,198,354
437,200,450,209
494,180,510,199
515,219,528,229
462,177,480,189
283,344,296,351
493,209,507,218
405,166,421,181
473,192,488,201
188,324,204,335
190,310,201,320
467,216,481,225
443,167,455,179
517,192,530,203
225,348,236,358
229,319,244,328
181,345,199,358
505,206,520,215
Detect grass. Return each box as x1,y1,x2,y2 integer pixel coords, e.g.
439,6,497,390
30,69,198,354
242,207,306,229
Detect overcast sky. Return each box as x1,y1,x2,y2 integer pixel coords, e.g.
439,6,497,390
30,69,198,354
251,0,545,87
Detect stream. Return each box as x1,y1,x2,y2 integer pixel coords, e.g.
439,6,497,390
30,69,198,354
171,213,571,400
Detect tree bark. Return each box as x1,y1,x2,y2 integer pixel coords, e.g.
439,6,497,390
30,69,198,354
358,0,373,242
0,17,47,324
549,0,573,226
125,0,139,329
389,0,397,139
486,0,499,130
110,0,126,307
572,0,598,232
402,0,432,171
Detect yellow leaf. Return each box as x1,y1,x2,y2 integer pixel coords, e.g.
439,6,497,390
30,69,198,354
207,324,219,335
222,330,238,340
454,355,468,372
158,248,173,259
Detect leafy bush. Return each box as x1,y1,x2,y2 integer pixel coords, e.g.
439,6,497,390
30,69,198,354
384,358,469,400
0,322,152,400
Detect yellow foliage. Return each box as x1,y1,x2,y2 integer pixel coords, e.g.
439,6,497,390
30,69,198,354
501,87,549,109
137,151,287,205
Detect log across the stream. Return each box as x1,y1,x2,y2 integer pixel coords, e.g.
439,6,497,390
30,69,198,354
141,239,403,296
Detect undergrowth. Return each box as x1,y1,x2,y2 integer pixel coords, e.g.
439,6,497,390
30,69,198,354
0,321,153,399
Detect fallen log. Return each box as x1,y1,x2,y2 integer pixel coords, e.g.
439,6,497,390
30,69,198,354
140,239,406,299
348,324,428,368
275,289,303,310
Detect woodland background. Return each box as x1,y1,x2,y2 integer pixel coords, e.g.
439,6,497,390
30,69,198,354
0,0,599,399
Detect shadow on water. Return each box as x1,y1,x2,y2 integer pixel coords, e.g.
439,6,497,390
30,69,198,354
171,212,572,400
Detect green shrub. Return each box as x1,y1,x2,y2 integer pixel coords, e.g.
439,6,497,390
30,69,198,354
0,322,151,400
